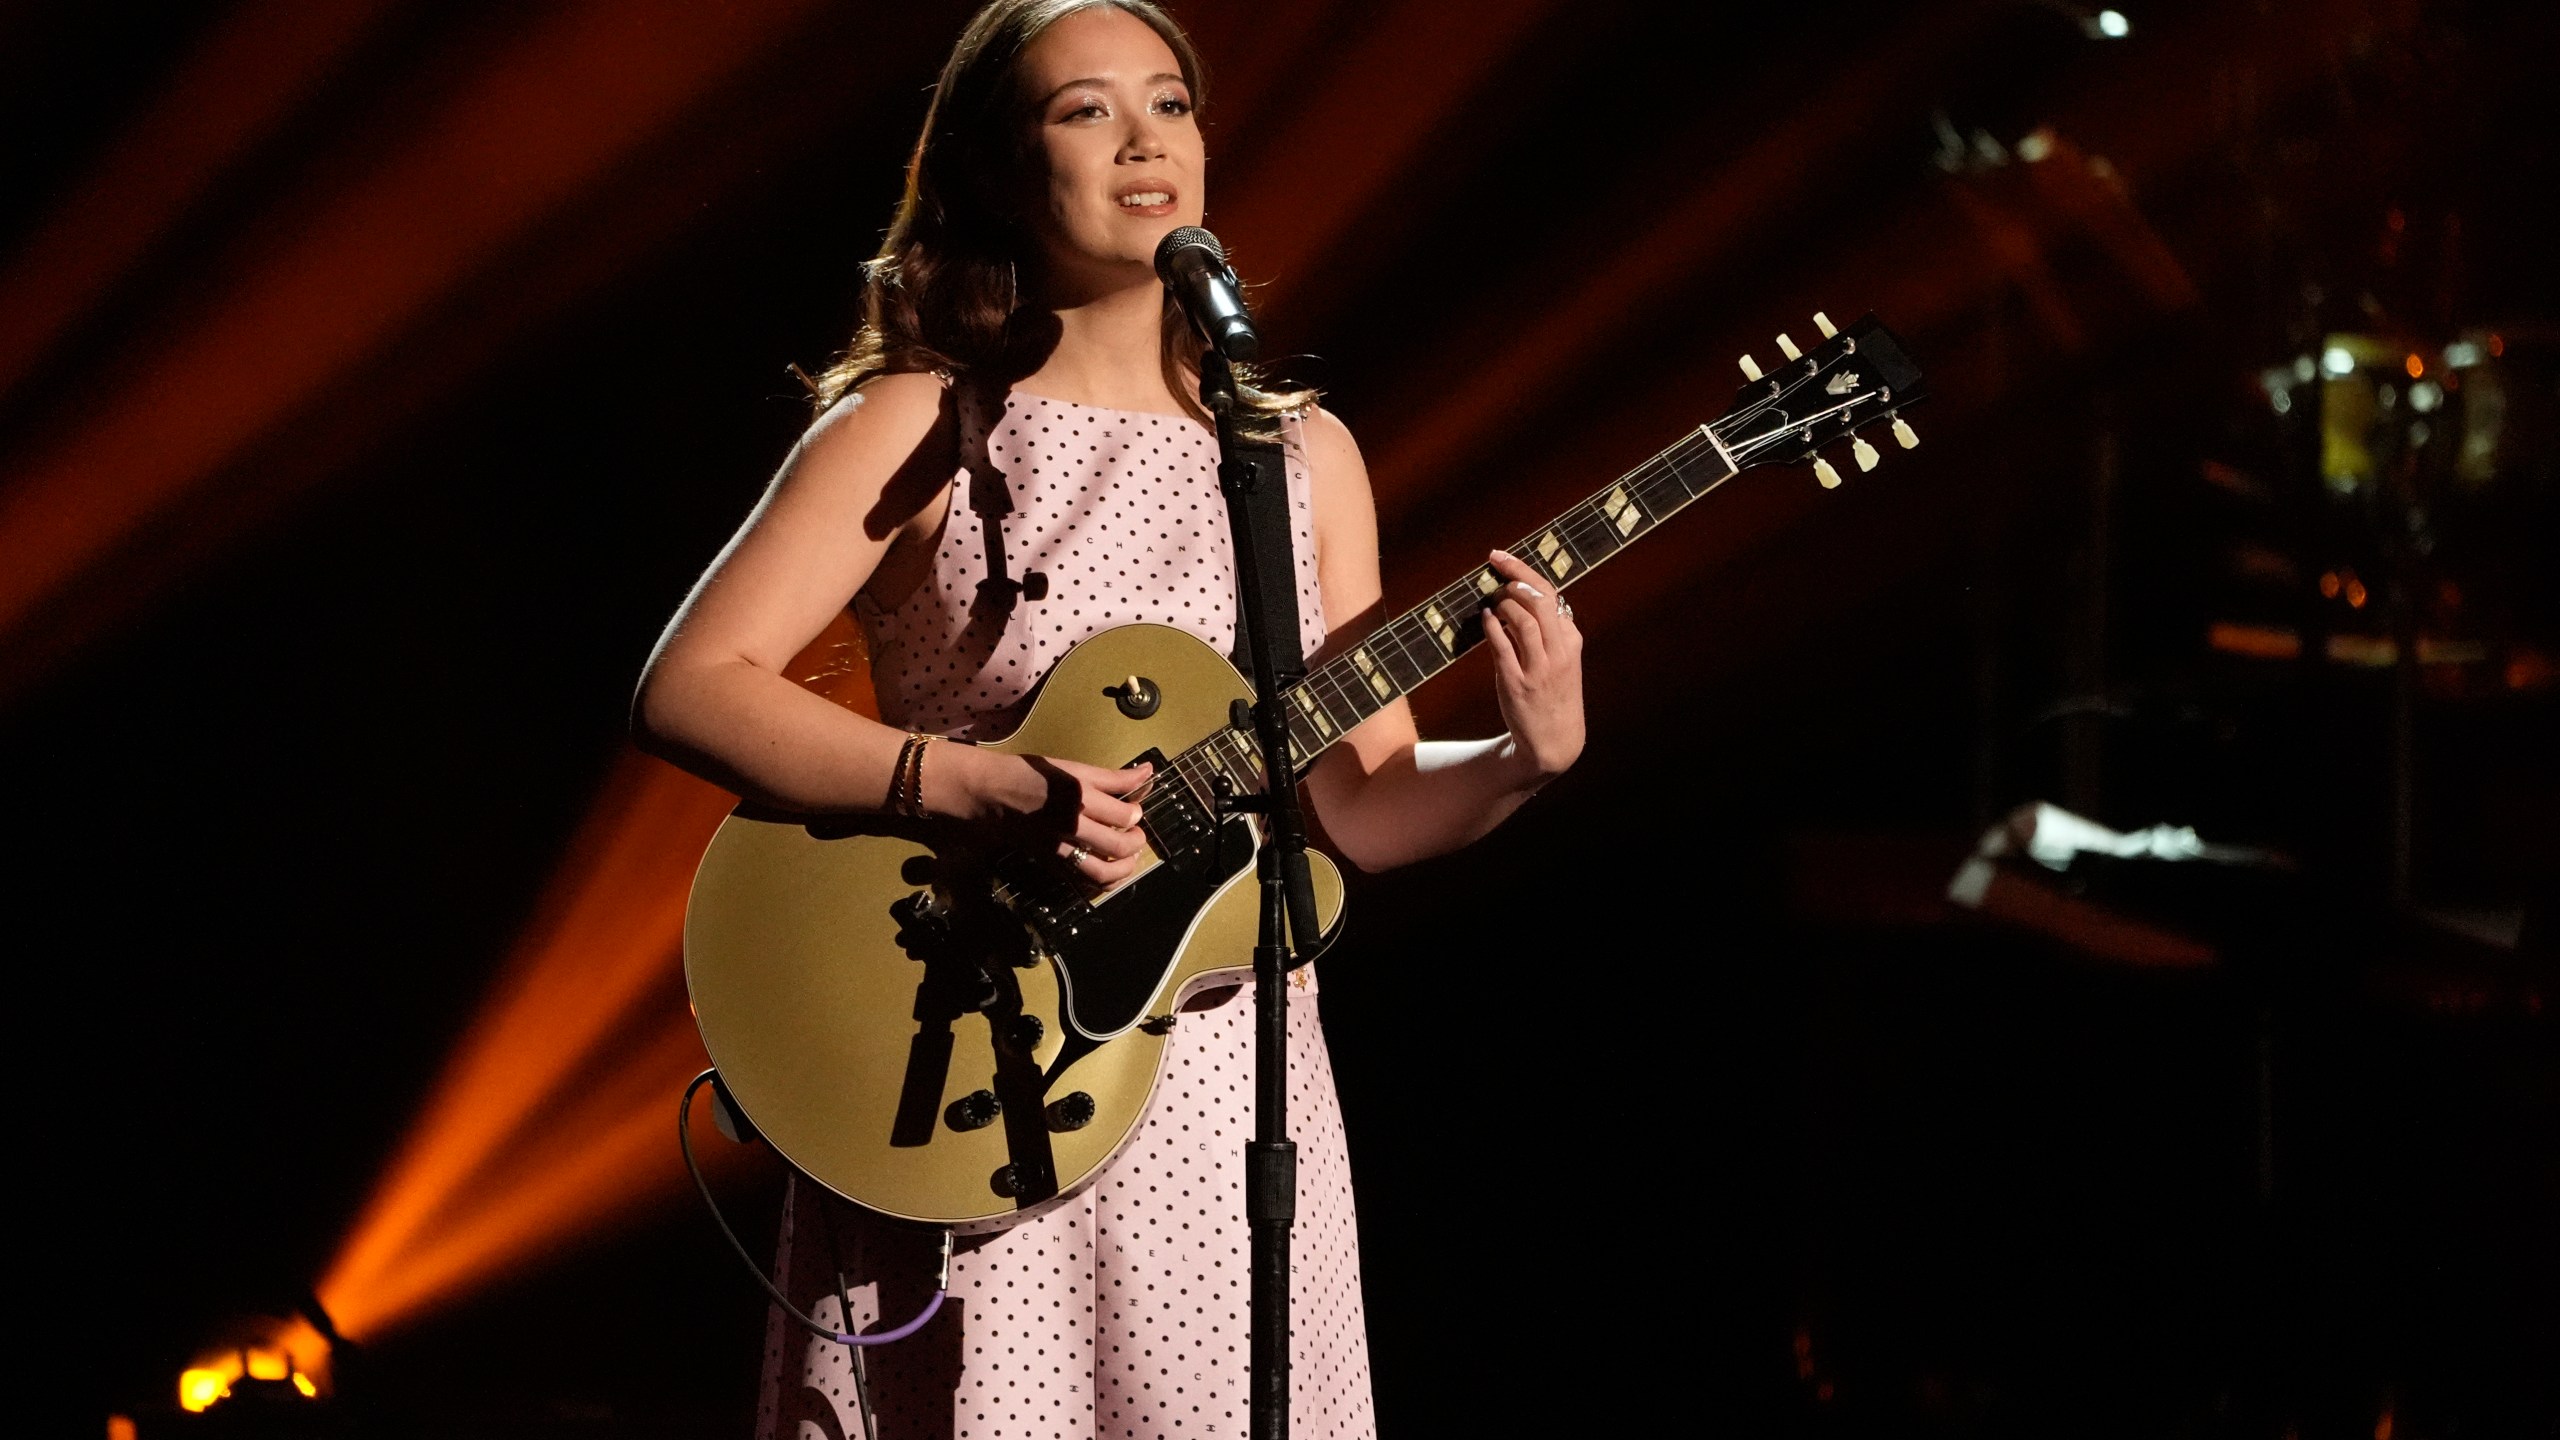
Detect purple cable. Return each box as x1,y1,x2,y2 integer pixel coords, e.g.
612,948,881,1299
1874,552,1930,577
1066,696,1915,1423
681,1069,954,1353
836,1287,946,1347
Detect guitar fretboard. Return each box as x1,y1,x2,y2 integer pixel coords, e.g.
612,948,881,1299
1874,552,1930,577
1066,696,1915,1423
1161,425,1738,808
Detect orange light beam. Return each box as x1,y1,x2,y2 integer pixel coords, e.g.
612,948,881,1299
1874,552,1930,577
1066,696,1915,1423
0,0,828,664
316,623,870,1338
1359,1,1976,540
322,1009,731,1339
1210,0,1561,316
0,0,398,404
315,753,736,1333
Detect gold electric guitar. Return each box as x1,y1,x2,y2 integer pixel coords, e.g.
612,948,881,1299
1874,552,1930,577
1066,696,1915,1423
684,312,1926,1230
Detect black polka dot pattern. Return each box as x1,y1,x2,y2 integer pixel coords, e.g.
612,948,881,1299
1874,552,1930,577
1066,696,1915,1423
855,385,1329,740
755,983,1376,1439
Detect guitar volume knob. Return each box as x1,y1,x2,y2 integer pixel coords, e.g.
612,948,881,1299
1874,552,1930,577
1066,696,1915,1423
946,1089,1001,1131
1045,1091,1096,1132
1003,1015,1045,1054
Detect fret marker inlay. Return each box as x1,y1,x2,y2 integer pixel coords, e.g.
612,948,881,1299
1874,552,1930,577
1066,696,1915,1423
1604,485,1640,535
1292,689,1336,738
1352,649,1392,699
1423,603,1458,652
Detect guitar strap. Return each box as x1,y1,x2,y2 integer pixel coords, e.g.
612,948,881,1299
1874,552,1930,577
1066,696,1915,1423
1221,428,1306,685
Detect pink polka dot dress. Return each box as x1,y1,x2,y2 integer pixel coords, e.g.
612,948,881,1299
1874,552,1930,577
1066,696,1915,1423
754,382,1377,1439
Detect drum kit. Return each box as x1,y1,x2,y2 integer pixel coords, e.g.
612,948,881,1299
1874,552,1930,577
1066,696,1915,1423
2241,322,2557,696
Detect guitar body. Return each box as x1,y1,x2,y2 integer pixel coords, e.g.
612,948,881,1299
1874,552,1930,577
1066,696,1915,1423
683,623,1346,1232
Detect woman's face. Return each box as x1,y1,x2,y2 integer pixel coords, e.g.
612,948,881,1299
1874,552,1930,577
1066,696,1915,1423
1014,6,1204,292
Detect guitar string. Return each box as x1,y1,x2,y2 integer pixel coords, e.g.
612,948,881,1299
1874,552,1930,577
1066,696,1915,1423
1156,422,1733,809
1124,355,1876,851
1255,355,1880,781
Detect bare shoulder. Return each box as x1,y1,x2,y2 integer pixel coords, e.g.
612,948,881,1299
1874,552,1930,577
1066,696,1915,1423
1298,403,1366,472
791,370,954,483
1297,404,1375,514
1298,405,1384,615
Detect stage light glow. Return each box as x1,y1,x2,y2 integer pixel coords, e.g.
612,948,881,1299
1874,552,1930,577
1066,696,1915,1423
2210,621,2304,661
2095,10,2131,39
314,623,869,1340
324,1011,730,1335
314,754,741,1338
178,1369,230,1414
174,1314,332,1412
244,1348,289,1382
2323,345,2357,375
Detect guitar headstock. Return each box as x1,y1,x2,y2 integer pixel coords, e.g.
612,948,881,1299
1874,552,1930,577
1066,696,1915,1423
1719,312,1927,488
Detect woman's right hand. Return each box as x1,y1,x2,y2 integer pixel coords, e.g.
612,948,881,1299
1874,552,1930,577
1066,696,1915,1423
932,746,1155,885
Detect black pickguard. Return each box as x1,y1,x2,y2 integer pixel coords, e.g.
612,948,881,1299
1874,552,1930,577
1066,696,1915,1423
995,751,1256,1039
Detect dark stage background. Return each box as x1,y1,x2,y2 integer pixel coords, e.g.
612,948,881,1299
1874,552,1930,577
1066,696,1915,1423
7,1,2553,1436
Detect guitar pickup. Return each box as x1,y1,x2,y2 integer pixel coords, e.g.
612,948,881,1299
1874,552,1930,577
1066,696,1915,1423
1127,747,1216,872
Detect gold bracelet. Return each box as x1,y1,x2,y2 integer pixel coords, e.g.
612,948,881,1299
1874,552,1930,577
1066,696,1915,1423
892,732,939,817
894,733,922,816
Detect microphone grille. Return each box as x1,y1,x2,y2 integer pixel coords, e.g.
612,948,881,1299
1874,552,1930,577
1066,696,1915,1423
1153,225,1224,279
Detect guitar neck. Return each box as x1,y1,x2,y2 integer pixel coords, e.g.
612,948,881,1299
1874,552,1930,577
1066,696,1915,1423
1157,310,1924,803
1166,424,1740,798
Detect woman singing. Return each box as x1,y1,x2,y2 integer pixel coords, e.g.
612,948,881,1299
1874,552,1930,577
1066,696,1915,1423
634,1,1583,1433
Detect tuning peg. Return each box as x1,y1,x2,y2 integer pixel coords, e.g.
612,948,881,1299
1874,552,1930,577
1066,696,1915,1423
1852,434,1880,472
1738,353,1763,381
1891,416,1919,449
1776,333,1803,361
1814,311,1838,338
1813,455,1843,489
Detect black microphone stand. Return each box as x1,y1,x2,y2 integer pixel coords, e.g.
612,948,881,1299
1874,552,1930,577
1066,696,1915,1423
1197,344,1321,1440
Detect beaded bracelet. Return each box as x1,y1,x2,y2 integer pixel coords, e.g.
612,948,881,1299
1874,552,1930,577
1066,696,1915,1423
891,732,939,818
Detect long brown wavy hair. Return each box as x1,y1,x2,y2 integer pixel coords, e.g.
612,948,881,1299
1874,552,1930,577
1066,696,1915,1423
811,0,1311,432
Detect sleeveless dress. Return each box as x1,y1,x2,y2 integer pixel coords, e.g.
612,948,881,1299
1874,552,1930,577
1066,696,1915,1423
753,383,1380,1440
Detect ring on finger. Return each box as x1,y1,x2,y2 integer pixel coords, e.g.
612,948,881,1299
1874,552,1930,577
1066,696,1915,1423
1066,842,1090,866
1558,598,1574,620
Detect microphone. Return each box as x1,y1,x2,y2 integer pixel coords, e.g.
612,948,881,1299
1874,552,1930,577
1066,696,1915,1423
1153,226,1258,362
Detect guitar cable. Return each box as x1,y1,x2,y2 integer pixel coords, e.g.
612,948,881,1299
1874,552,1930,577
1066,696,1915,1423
679,1068,954,1347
